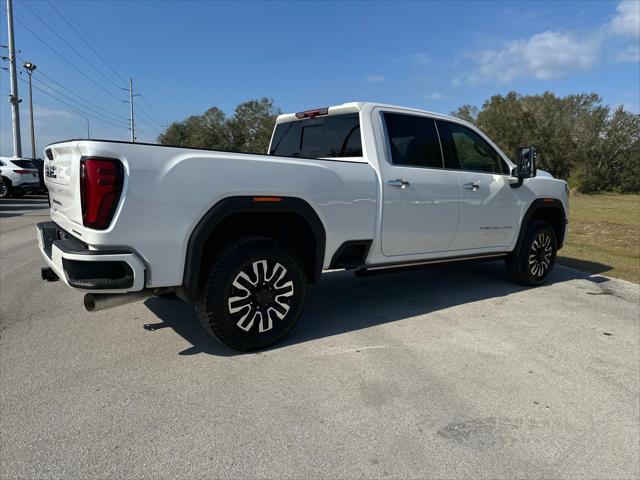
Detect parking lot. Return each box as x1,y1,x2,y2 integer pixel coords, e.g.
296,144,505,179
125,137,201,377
1,196,639,479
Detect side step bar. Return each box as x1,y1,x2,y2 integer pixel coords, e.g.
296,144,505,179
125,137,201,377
355,253,507,277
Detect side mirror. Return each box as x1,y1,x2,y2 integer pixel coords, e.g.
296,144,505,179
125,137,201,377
515,146,536,179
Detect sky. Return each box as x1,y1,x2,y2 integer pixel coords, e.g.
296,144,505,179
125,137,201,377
1,0,639,157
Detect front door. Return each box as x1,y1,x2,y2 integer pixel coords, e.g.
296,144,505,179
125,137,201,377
379,112,460,256
436,120,522,250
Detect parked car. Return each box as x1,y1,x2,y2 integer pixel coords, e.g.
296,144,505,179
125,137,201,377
0,156,40,198
37,102,569,350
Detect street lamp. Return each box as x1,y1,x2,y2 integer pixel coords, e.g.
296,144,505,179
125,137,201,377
23,61,37,159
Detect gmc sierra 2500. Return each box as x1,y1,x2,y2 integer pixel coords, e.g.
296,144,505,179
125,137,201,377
37,102,568,350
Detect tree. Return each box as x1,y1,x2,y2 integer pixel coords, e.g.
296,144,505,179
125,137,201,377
451,104,478,125
573,106,640,193
157,98,279,154
452,91,640,192
227,98,280,154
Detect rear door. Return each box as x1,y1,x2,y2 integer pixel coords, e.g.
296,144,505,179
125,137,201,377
379,112,460,256
436,120,521,250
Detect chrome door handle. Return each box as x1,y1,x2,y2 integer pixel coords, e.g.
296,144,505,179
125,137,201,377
388,179,410,189
463,182,480,191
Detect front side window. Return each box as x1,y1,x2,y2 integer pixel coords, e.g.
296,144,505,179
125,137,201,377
437,121,505,174
269,113,362,158
382,113,443,168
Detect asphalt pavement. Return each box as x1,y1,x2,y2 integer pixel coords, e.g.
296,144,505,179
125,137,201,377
1,196,639,479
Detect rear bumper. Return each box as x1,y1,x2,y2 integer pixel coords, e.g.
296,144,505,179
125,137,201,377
36,222,145,293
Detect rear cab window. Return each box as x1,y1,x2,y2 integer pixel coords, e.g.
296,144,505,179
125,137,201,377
382,112,444,168
269,113,362,159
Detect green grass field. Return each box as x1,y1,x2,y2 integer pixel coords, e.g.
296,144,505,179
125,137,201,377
558,193,639,284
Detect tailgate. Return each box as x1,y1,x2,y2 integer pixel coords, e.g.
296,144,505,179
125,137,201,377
44,142,83,226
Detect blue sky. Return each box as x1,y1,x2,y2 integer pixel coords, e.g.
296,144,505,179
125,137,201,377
1,0,639,156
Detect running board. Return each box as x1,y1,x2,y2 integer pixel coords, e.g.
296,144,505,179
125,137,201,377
355,253,507,277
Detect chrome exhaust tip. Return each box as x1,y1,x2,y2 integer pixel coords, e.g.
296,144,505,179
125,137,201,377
84,288,175,312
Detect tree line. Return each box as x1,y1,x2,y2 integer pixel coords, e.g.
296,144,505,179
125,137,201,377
158,92,639,193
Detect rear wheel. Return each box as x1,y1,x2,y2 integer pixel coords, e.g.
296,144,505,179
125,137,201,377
195,237,306,351
506,220,557,285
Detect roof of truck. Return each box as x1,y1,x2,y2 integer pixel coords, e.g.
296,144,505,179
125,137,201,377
276,102,461,124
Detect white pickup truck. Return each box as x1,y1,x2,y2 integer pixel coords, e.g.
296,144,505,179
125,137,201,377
38,102,569,350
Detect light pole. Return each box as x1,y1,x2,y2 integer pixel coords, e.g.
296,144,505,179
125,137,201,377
6,0,22,158
23,61,37,158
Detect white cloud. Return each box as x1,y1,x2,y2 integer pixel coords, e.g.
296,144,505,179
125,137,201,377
609,1,640,37
616,44,640,62
466,31,600,84
458,1,639,85
411,52,430,65
427,92,447,101
365,75,384,82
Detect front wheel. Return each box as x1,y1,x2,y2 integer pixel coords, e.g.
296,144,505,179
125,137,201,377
0,178,11,199
506,220,557,286
195,237,306,351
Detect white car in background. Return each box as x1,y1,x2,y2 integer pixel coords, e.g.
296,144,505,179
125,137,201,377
0,156,40,198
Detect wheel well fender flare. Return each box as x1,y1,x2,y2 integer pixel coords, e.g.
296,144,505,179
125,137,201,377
515,198,567,251
180,196,326,302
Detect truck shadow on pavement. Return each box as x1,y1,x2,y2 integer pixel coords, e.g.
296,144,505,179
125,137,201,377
143,260,612,356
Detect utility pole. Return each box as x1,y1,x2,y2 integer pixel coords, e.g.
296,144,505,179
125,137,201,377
128,77,135,142
122,77,139,142
23,61,37,159
6,0,22,158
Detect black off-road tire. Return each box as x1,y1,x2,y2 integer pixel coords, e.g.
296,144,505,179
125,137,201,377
0,177,11,199
506,220,557,286
195,237,306,351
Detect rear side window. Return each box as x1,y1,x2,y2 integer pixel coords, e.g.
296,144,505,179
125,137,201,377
382,113,443,168
270,113,362,158
437,121,505,174
11,160,36,168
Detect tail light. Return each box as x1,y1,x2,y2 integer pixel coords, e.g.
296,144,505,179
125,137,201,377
295,107,329,119
14,170,34,174
80,157,124,230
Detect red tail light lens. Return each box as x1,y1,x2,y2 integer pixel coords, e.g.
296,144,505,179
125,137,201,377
295,107,329,119
80,158,124,230
14,170,34,174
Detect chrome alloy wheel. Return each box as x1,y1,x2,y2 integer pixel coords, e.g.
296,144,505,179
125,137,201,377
0,181,8,198
227,260,294,333
528,232,553,278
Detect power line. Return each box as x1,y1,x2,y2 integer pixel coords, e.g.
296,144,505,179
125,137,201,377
16,58,128,122
18,0,125,93
135,106,165,130
4,6,125,104
45,0,128,86
0,83,85,127
30,73,129,125
139,94,165,123
45,0,166,132
18,76,130,131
